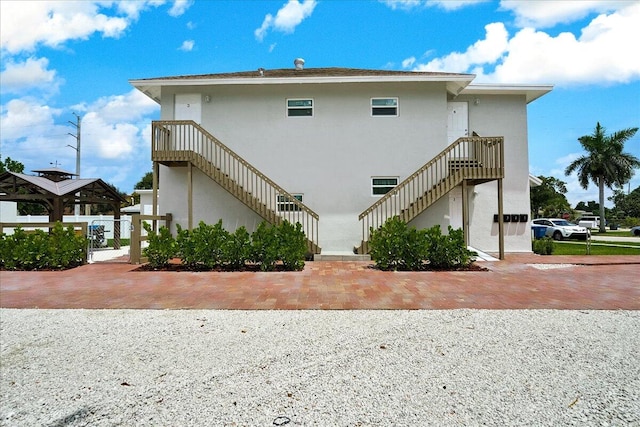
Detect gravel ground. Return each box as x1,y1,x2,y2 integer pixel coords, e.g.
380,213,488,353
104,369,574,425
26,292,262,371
1,309,639,426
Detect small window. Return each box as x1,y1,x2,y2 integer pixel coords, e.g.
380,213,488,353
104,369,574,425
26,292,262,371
287,99,313,117
371,98,398,116
372,177,398,196
277,194,303,211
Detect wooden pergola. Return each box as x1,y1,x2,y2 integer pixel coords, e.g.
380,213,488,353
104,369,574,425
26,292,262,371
0,168,127,246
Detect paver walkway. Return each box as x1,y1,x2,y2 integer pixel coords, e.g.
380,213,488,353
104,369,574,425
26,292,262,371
1,254,638,310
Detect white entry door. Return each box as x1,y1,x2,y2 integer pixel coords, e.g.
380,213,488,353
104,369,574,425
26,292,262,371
175,94,202,123
447,101,468,144
449,186,463,229
447,102,468,230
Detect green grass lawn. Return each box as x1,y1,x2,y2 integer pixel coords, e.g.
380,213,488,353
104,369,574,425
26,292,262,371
553,241,640,256
590,239,640,247
106,238,130,247
590,229,638,237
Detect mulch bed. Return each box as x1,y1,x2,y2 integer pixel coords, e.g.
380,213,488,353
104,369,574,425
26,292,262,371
132,259,488,272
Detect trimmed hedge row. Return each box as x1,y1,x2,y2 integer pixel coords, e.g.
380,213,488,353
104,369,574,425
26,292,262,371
143,219,307,271
369,217,477,271
0,223,87,270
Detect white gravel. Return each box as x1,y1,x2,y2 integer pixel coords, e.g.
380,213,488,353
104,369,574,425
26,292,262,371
1,309,638,426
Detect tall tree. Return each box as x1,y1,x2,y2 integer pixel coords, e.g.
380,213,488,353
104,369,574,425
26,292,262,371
565,123,640,232
134,171,153,190
610,186,640,219
530,175,571,218
0,157,46,214
0,156,24,173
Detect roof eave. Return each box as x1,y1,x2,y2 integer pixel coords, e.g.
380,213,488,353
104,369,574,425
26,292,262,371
461,83,554,103
129,74,475,104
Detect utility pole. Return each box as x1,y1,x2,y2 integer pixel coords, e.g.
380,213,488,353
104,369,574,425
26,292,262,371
67,113,81,215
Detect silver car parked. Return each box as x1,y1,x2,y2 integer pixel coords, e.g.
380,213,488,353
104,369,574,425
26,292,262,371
532,218,588,241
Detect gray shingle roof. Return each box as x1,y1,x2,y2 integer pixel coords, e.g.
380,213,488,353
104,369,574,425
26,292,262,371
134,67,471,82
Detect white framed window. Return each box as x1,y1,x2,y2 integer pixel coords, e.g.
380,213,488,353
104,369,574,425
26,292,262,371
277,194,303,211
371,177,398,196
287,99,313,117
371,97,398,117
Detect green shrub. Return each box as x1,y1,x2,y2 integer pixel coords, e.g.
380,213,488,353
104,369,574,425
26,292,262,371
224,226,252,269
278,220,307,271
176,220,229,269
0,223,87,270
425,225,476,269
143,222,176,269
369,218,476,271
251,222,280,271
532,236,555,255
369,216,427,271
175,223,197,268
47,223,87,269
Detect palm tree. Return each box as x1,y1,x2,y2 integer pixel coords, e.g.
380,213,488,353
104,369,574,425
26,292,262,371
565,122,639,233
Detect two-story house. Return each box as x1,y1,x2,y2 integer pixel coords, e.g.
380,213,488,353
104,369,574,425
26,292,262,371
130,61,552,258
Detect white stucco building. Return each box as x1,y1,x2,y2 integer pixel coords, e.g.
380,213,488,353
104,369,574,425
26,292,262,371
130,63,552,257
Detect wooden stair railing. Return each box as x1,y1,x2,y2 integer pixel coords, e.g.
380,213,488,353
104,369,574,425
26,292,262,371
356,136,503,254
152,120,320,254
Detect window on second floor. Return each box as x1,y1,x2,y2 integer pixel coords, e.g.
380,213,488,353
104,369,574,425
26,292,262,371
371,98,398,117
287,99,313,117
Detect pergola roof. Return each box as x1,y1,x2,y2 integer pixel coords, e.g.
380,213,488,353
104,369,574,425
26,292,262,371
0,171,127,221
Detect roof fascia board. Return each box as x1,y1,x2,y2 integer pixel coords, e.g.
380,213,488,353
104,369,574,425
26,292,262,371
461,83,554,103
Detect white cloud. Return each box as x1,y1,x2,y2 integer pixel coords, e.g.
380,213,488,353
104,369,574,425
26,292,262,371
255,0,317,41
413,22,508,73
402,56,416,68
410,3,640,86
381,0,487,11
0,57,60,96
82,112,139,159
168,0,194,17
489,3,640,85
179,40,195,51
75,89,159,124
0,1,127,54
0,0,189,55
500,0,631,28
1,91,158,189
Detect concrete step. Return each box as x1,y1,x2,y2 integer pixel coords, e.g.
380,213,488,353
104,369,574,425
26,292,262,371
314,251,371,262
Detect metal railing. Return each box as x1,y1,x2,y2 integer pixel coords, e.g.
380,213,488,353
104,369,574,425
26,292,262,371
357,136,503,253
152,120,320,253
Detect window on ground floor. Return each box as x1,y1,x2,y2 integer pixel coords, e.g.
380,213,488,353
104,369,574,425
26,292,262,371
372,177,398,196
277,194,303,211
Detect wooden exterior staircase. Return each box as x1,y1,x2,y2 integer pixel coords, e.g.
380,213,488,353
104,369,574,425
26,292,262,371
356,136,504,254
151,120,321,254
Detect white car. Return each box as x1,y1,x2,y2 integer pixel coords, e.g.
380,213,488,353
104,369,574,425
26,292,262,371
532,218,588,241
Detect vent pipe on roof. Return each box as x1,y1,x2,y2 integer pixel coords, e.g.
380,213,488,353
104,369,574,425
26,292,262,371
294,58,305,70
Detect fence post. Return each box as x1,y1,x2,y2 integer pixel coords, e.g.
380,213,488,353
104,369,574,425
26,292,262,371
130,214,141,264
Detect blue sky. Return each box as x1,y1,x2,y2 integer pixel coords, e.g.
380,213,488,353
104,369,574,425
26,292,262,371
1,0,639,208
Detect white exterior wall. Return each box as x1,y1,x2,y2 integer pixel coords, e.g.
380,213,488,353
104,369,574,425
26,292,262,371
463,94,532,252
156,83,534,253
159,165,264,233
159,82,450,251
